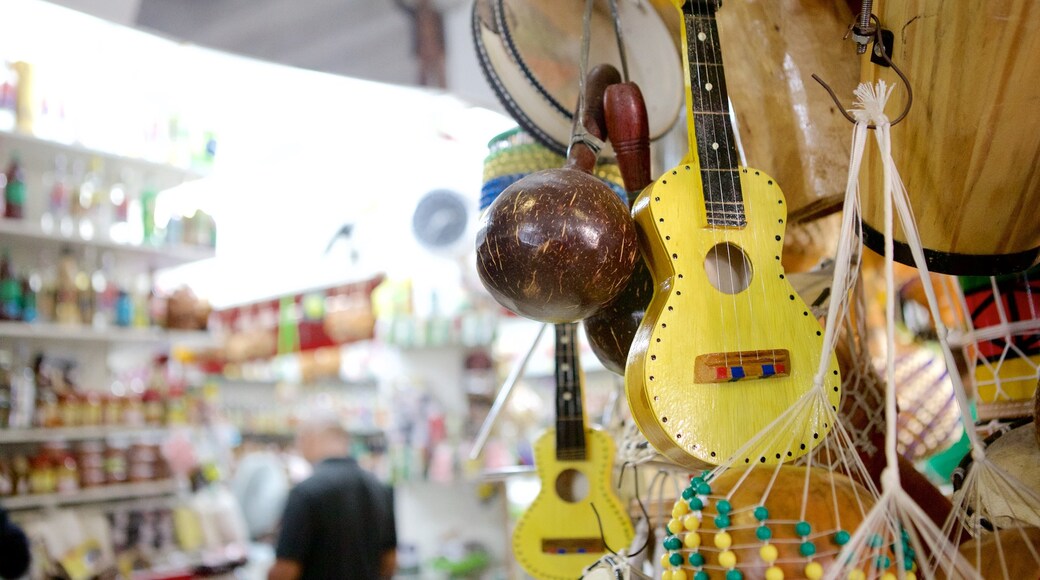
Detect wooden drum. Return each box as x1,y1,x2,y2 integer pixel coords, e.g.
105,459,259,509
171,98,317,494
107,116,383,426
717,0,860,218
860,0,1040,275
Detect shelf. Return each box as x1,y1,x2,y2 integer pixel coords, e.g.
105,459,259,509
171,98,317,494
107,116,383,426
0,479,180,511
0,128,207,182
0,320,215,346
238,427,385,441
0,218,214,270
0,425,173,444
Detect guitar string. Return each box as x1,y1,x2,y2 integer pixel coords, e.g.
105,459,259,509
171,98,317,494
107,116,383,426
699,0,751,378
693,0,744,459
688,1,732,419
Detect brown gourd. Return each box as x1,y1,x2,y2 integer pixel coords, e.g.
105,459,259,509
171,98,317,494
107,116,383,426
475,64,639,323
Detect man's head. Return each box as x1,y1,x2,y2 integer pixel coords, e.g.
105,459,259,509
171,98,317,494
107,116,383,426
295,411,352,465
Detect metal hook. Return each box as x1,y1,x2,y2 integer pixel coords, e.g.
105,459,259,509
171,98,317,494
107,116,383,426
811,14,913,129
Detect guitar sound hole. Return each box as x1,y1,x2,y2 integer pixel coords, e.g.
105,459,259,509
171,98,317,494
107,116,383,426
704,243,753,295
555,469,589,503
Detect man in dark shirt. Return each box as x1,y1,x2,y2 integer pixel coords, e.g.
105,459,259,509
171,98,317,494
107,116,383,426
1,505,31,579
268,416,396,580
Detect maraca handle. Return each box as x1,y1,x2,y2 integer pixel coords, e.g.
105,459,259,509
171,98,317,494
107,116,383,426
605,82,651,200
567,64,622,174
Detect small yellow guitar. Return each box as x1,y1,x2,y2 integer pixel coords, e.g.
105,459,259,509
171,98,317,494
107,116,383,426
513,323,634,580
625,0,842,468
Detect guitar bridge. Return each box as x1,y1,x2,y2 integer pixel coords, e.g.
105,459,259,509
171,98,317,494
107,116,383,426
542,538,605,554
694,350,791,383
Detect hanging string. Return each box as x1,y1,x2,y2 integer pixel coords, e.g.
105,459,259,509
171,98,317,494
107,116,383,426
569,0,605,157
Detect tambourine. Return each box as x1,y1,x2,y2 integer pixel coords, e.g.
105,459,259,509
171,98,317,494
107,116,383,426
473,0,682,155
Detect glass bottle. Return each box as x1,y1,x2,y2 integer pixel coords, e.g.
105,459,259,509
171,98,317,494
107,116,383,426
41,155,69,235
91,252,116,328
20,272,36,323
75,157,103,240
0,249,22,321
3,156,26,219
55,247,81,325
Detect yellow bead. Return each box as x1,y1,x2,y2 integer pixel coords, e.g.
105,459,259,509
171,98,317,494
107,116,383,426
673,501,690,517
718,550,737,569
906,574,917,580
668,518,684,535
759,543,779,563
684,515,700,531
805,562,824,580
881,574,897,580
714,531,733,549
684,532,702,549
671,570,687,580
661,572,671,580
847,570,866,580
660,554,671,569
765,566,785,580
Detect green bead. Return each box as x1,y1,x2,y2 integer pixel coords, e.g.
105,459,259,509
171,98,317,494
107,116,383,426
695,572,710,580
663,536,682,551
669,553,684,567
904,558,915,571
726,570,743,580
799,541,816,557
753,506,769,521
905,547,916,560
696,482,712,495
689,497,704,511
714,514,731,529
755,526,772,541
833,530,850,545
795,521,811,537
690,476,705,488
682,487,695,500
869,533,884,548
874,555,891,569
716,500,732,514
702,469,713,479
689,552,705,567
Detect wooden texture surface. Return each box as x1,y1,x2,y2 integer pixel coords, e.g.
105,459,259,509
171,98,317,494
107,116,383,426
717,0,859,216
860,0,1040,272
511,428,634,580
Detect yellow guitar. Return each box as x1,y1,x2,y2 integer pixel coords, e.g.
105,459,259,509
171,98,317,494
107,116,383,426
513,323,634,580
624,0,842,468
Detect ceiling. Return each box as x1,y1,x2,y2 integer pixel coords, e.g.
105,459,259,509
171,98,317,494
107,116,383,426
46,0,501,110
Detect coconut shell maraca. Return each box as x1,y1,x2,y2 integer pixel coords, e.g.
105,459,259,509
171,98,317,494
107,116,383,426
585,80,654,374
475,64,639,323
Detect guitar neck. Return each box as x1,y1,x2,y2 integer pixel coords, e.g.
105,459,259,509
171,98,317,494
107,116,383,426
682,0,746,228
554,322,587,461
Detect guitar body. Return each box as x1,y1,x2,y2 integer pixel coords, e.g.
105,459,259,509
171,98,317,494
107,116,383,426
625,166,842,467
512,427,634,580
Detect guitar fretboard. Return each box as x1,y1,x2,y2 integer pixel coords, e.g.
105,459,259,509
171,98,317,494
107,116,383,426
685,0,746,228
554,323,587,461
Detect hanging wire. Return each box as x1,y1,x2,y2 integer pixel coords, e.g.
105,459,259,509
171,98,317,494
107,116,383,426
607,0,630,82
